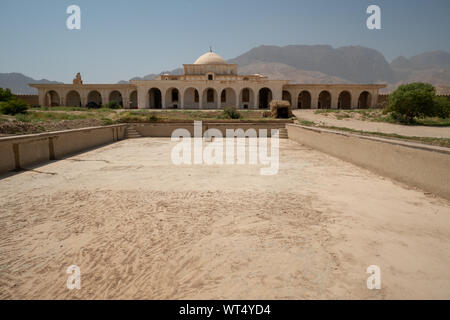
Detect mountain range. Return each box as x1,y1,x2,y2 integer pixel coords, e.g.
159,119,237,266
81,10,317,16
2,45,450,94
121,45,450,94
0,73,63,95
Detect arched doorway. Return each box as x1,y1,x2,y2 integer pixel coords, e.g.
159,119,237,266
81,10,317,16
149,88,162,109
239,88,254,109
109,91,123,107
183,87,199,109
202,88,217,109
66,90,81,107
129,91,138,109
165,88,180,109
338,91,351,109
358,91,372,109
298,91,311,109
282,91,292,106
45,90,60,107
259,88,272,109
318,91,331,109
220,88,237,107
87,90,102,108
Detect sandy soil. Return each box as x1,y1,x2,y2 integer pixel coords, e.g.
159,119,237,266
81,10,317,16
0,138,449,299
294,110,450,138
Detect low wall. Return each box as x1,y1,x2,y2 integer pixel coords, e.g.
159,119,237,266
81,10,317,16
377,94,389,109
287,124,450,200
14,94,39,106
0,125,126,174
132,121,291,137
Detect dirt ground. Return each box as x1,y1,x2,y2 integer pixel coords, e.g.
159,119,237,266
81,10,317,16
0,138,449,299
0,119,105,136
294,110,450,138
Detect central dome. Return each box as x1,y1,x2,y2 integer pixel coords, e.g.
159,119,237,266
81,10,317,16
194,52,227,65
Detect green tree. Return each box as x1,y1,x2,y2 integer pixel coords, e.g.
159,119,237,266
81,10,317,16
0,99,29,115
386,83,436,124
0,88,14,102
432,96,450,119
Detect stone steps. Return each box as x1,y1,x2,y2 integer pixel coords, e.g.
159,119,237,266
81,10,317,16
277,128,289,139
126,126,142,139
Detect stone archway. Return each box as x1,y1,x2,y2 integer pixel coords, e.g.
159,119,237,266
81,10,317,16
358,91,372,109
202,88,218,109
183,87,200,109
129,91,138,109
87,90,102,108
258,88,272,109
298,91,311,109
318,91,331,109
165,88,180,109
220,88,237,108
239,88,254,109
338,91,352,109
149,88,162,109
109,90,123,107
66,90,81,107
282,90,292,106
45,90,60,107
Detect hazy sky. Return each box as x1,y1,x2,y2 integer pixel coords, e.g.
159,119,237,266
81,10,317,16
1,0,449,83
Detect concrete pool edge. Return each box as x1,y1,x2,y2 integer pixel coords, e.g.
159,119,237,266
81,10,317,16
287,124,450,200
0,124,127,173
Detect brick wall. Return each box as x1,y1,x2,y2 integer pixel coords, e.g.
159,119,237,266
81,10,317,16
14,95,39,106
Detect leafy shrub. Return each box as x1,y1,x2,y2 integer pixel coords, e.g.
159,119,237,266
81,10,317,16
0,99,29,115
386,83,438,124
86,101,101,109
148,113,159,121
15,113,31,122
432,96,450,119
0,88,14,102
101,118,114,125
104,101,121,109
221,106,242,119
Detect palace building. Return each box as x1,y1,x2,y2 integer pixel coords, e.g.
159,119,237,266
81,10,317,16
30,51,386,110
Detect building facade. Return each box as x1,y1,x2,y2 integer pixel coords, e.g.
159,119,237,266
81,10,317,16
30,51,386,110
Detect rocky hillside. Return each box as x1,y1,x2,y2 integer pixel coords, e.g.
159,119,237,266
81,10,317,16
228,45,395,84
238,62,350,84
388,51,450,92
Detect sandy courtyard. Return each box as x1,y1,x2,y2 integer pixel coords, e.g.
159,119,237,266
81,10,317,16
0,138,449,299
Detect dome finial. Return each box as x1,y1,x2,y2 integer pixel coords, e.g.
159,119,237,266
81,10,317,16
209,46,213,53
